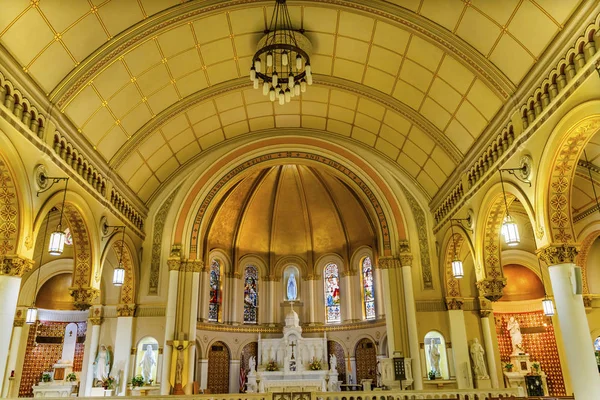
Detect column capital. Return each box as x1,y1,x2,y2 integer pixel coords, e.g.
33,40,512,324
263,275,278,281
478,296,494,318
378,256,400,269
476,277,507,302
303,274,319,281
341,269,357,277
69,287,100,310
537,243,579,265
399,253,413,267
167,258,182,271
89,317,103,325
13,318,25,327
0,255,34,277
584,295,593,313
183,260,204,273
445,297,464,310
116,303,136,317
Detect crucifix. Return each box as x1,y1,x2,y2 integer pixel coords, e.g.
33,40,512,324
289,341,296,360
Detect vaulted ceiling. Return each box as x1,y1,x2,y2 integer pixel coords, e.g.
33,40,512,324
0,0,584,203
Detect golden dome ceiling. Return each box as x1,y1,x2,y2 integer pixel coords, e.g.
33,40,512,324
499,264,545,302
0,0,584,204
205,164,375,270
36,273,76,310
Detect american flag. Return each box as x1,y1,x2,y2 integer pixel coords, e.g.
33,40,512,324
239,355,247,393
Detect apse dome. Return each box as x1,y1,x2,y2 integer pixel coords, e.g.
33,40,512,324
205,164,376,271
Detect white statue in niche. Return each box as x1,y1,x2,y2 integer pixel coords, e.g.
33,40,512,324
287,272,297,301
139,344,156,383
506,317,524,355
428,343,441,376
329,354,337,372
94,344,111,382
469,338,489,379
249,356,256,373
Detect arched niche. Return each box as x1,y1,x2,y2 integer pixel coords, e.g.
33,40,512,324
424,330,449,380
282,264,300,302
134,337,159,384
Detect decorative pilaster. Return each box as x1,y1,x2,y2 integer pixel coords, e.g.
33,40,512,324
116,304,136,317
0,255,34,276
476,277,507,302
69,287,100,310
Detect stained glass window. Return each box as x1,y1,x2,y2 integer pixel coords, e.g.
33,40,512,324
243,265,258,324
594,337,600,351
324,263,341,323
362,256,376,320
208,259,221,322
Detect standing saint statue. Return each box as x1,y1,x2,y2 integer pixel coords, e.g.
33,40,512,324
94,344,111,382
139,344,156,383
428,343,441,376
287,272,297,301
469,338,489,379
506,317,524,355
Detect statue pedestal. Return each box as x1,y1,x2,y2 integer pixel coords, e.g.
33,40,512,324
503,354,549,396
510,354,531,373
473,377,491,389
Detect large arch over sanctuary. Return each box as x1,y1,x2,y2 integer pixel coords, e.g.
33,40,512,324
2,1,600,400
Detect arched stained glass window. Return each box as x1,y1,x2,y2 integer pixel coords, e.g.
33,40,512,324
362,256,376,320
208,259,221,322
324,263,341,323
243,265,258,324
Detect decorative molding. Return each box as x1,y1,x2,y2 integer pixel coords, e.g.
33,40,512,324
197,319,385,333
0,255,34,277
537,243,579,265
149,188,179,295
476,277,507,302
0,155,19,257
399,187,433,288
482,194,513,281
378,257,400,270
37,308,89,322
113,240,135,305
415,300,446,312
116,303,136,317
13,318,24,327
189,151,392,258
63,203,94,287
444,233,463,298
445,297,464,311
167,258,182,271
136,305,166,317
68,287,100,310
89,317,103,325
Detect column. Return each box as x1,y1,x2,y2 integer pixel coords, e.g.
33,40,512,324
307,277,315,324
446,299,473,389
374,267,385,319
379,257,409,358
341,272,353,322
199,359,209,390
161,263,180,395
539,245,600,400
480,308,499,388
114,305,135,396
267,278,277,325
400,253,423,390
199,268,209,322
230,359,240,393
186,263,201,395
82,317,102,396
230,272,241,324
2,316,24,397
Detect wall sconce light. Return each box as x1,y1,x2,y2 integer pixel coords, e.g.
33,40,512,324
37,174,69,256
450,221,463,279
102,220,126,287
498,164,531,247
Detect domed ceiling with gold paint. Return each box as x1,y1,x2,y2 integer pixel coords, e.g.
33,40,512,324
0,0,585,204
499,264,545,302
205,164,374,270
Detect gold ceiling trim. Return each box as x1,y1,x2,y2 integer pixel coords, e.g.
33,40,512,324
196,319,385,333
188,151,392,259
109,76,462,170
49,0,514,110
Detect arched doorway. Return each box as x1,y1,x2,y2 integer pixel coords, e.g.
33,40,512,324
355,338,377,385
327,340,346,383
207,341,230,393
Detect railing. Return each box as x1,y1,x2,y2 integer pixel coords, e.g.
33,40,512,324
7,388,524,400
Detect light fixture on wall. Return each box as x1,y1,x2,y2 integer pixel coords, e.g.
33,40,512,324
37,174,69,256
449,221,463,279
538,258,555,317
498,164,530,247
102,220,126,287
583,150,600,215
26,212,53,325
250,0,312,105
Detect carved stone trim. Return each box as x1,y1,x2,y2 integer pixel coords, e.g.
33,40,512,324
476,277,507,302
183,259,204,273
399,253,413,267
116,304,136,317
445,297,464,310
341,270,357,277
0,255,34,277
89,317,103,325
149,189,179,295
13,318,24,327
378,257,400,270
69,287,100,310
168,258,182,271
537,243,579,265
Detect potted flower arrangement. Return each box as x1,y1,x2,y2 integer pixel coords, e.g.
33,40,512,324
101,376,115,390
66,373,77,382
531,362,540,374
309,357,322,371
504,363,513,372
428,370,436,380
131,375,144,388
41,372,52,384
266,360,278,371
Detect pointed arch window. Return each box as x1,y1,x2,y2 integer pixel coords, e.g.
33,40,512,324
208,259,222,322
324,263,341,323
243,265,259,324
361,256,376,320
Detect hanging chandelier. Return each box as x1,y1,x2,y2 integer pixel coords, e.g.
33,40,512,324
250,0,313,105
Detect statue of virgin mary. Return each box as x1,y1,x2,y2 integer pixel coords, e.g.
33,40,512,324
287,272,297,301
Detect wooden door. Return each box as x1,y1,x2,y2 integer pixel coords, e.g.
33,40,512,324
327,340,346,383
207,341,230,393
355,338,377,384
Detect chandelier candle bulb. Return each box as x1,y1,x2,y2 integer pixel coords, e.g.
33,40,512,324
253,79,259,89
269,87,276,102
250,67,256,81
267,52,273,67
288,73,294,87
278,93,285,105
263,82,269,95
296,54,302,70
301,80,307,93
272,71,278,86
307,74,313,85
255,58,261,73
305,64,311,75
295,84,300,96
282,51,288,66
285,88,291,102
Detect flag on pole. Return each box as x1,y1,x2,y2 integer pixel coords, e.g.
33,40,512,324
239,355,246,393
